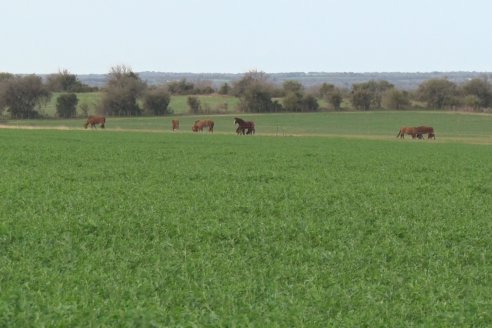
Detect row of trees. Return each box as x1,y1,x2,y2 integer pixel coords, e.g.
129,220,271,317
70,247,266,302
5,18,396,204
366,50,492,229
1,67,492,119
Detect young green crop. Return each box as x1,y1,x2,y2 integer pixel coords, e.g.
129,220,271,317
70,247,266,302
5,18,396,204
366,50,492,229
0,129,490,326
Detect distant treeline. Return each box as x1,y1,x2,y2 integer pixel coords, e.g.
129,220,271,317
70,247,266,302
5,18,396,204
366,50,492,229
1,67,492,119
74,71,492,90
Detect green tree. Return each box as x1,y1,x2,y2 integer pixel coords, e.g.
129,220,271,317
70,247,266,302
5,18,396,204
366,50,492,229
283,80,304,95
382,88,410,110
351,88,372,111
351,80,393,110
56,93,78,118
417,79,458,109
319,83,343,110
167,79,194,95
461,78,492,108
187,96,201,114
232,70,270,97
300,94,319,112
328,92,343,111
234,70,280,113
319,83,335,98
143,87,172,115
218,83,230,95
100,65,146,116
0,75,51,118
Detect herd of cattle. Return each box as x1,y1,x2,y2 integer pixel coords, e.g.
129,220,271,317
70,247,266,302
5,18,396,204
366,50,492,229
84,115,435,139
396,126,436,139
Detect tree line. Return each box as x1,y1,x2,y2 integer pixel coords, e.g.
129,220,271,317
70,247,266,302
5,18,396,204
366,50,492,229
1,66,492,119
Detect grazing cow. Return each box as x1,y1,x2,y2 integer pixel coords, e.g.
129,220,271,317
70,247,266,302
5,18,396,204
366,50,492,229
84,115,106,129
172,119,179,131
192,119,214,133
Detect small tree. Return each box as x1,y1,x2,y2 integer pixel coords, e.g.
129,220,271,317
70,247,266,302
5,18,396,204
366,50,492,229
417,79,458,109
143,87,172,115
461,78,492,108
218,83,230,95
79,102,90,117
56,93,78,118
328,92,343,111
187,96,201,114
382,89,410,110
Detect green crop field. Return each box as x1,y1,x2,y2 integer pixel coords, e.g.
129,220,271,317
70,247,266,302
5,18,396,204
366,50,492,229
0,112,491,326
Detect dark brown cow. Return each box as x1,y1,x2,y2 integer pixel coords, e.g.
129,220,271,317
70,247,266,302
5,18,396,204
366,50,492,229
84,115,106,129
192,119,214,133
397,126,436,139
415,126,435,139
172,119,179,131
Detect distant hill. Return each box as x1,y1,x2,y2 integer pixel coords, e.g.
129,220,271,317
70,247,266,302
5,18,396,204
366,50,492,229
77,71,492,90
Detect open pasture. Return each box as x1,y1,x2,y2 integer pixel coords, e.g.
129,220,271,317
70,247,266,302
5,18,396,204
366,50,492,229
3,111,492,144
0,126,491,326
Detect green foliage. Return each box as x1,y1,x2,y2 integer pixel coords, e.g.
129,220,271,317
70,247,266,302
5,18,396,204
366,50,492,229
56,93,79,118
238,84,281,113
218,82,230,95
100,65,146,116
187,96,201,114
0,128,490,326
167,79,195,95
328,92,343,110
0,75,51,118
382,88,411,110
417,79,458,109
461,78,492,108
46,69,96,93
143,87,172,115
351,80,394,110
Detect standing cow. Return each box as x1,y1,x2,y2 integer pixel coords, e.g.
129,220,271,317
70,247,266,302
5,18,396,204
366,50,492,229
172,119,179,131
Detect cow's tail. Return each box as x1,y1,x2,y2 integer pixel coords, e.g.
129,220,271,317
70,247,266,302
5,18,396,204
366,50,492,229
396,130,401,138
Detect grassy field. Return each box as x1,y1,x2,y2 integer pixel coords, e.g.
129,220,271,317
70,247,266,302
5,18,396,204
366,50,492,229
0,113,491,326
3,111,492,144
37,92,240,116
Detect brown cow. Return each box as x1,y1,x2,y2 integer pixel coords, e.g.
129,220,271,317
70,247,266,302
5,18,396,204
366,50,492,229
192,119,214,133
84,115,106,129
172,119,179,131
396,127,416,139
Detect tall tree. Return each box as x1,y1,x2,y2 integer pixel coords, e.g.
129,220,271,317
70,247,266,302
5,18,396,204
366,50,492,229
100,65,146,116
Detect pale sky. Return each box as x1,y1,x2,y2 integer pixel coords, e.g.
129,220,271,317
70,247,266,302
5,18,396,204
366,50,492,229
1,0,491,74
